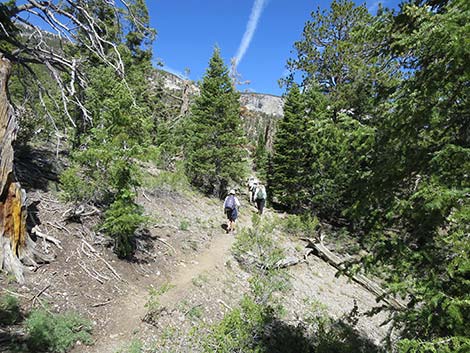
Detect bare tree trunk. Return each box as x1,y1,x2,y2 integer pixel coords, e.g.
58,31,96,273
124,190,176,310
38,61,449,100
179,80,190,117
0,56,52,283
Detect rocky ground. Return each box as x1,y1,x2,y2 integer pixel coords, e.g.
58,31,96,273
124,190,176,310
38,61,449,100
1,165,395,353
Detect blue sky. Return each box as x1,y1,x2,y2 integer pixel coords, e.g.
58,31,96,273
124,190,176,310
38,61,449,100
149,0,401,96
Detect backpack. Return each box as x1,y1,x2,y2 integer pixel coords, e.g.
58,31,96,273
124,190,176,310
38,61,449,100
225,195,236,210
255,186,267,200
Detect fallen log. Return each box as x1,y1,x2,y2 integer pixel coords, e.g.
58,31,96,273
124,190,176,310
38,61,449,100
300,237,405,310
274,256,302,269
31,226,62,250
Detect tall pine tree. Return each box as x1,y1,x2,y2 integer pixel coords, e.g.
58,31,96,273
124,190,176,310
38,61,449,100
184,47,247,197
270,84,311,211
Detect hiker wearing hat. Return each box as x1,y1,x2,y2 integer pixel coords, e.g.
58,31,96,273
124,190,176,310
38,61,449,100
223,189,241,233
247,176,259,204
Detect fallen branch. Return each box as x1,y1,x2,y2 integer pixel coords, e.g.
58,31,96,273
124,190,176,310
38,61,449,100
78,262,104,284
91,299,112,308
98,254,123,282
1,288,29,299
31,226,62,249
153,223,179,231
300,237,405,310
81,239,123,282
155,237,177,254
46,221,71,235
217,299,232,311
30,283,51,304
142,191,151,202
275,256,302,269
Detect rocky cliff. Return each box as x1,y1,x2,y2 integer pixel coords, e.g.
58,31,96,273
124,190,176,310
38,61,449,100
239,93,283,149
156,70,283,149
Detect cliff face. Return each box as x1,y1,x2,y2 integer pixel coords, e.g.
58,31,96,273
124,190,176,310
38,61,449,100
156,70,283,149
239,93,283,150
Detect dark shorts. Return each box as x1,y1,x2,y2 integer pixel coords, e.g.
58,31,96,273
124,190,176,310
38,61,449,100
256,199,266,214
225,207,238,221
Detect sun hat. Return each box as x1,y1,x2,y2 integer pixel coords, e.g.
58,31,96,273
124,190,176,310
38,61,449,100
229,189,236,195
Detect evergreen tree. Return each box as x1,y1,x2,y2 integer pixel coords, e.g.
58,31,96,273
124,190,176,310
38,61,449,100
354,1,470,349
253,131,269,183
0,0,155,280
287,0,396,119
184,47,247,197
270,84,310,211
285,0,470,350
61,65,151,258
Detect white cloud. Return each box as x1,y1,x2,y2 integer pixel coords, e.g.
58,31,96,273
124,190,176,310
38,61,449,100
234,0,268,67
162,65,188,79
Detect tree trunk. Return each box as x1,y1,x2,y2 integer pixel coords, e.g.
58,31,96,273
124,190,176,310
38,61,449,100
0,56,52,283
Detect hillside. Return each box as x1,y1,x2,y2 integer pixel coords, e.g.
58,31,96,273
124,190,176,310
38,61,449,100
1,159,393,353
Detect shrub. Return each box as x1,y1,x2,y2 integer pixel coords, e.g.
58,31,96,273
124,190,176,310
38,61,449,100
101,190,147,259
25,308,92,352
0,294,21,325
202,296,274,353
283,213,320,238
116,339,143,353
59,166,95,204
141,161,191,193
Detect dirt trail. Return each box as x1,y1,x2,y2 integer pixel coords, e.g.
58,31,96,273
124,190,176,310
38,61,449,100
77,228,238,353
65,198,390,352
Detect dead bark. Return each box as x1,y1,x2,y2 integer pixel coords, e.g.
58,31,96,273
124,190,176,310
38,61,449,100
0,56,52,283
274,256,301,269
179,80,191,117
301,237,406,310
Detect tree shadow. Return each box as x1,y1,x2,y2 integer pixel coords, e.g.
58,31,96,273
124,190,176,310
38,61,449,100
128,228,157,264
26,200,41,238
259,317,383,353
14,146,61,192
0,304,26,353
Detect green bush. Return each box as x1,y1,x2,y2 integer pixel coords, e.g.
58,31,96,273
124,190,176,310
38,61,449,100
397,337,470,353
141,161,191,193
59,166,95,204
25,308,92,352
116,339,143,353
202,296,274,353
232,222,285,272
179,219,190,231
101,190,147,259
0,294,21,325
283,214,319,238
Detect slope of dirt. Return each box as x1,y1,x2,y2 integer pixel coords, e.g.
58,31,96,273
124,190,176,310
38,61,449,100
2,181,394,352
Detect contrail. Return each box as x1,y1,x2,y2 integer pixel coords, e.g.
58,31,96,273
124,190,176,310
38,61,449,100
234,0,268,67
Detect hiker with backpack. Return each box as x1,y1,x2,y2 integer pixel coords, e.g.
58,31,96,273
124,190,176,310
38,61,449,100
254,183,267,215
223,189,241,233
247,176,259,204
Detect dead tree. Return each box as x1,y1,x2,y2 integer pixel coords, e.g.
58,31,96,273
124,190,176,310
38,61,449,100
229,57,250,90
0,0,152,282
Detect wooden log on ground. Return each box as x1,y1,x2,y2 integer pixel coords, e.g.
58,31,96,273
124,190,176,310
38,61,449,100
300,237,405,310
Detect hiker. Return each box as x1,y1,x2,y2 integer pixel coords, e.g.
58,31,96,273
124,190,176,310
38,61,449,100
247,176,259,204
254,183,267,215
223,189,241,233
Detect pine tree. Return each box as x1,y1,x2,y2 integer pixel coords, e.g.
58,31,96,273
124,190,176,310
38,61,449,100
184,47,248,197
270,84,310,211
288,0,395,120
253,131,269,182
